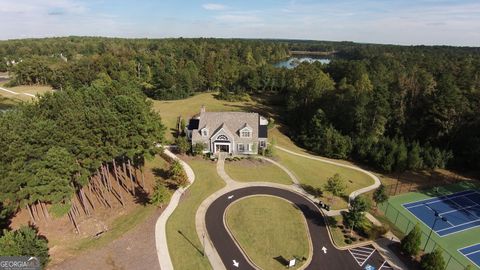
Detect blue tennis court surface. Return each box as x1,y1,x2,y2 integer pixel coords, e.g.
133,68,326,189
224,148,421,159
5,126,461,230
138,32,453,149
459,243,480,268
403,190,480,236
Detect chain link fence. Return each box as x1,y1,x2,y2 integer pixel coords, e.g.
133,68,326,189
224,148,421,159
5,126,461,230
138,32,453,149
378,201,472,270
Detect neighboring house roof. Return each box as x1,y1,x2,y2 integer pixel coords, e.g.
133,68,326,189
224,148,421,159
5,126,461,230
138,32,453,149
191,111,263,143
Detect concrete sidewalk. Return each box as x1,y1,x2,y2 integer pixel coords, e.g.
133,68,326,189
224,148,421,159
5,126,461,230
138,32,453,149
154,148,195,270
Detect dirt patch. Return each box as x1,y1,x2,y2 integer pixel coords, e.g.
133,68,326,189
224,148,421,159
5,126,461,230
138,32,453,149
48,207,164,270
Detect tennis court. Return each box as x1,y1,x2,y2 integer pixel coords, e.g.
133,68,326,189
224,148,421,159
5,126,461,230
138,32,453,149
403,190,480,236
459,243,480,269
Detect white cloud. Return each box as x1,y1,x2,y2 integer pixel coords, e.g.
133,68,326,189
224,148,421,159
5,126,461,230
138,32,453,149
202,3,227,11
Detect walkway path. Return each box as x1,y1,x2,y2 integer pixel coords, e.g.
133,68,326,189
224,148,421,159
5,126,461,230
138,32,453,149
156,150,404,269
154,148,195,270
275,146,381,201
195,154,404,269
0,86,36,97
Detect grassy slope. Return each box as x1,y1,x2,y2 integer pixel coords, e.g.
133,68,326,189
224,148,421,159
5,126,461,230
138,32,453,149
152,92,257,142
166,158,226,270
381,182,480,270
226,196,309,270
270,128,373,209
224,158,292,185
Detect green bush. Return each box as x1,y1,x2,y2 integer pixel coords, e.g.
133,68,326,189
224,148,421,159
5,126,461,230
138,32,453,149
344,238,352,244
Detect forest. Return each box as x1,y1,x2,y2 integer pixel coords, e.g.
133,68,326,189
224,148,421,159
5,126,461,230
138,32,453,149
0,75,165,264
2,37,477,173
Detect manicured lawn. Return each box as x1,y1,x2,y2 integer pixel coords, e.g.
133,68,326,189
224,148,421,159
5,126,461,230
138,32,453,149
226,196,310,270
152,92,258,142
379,181,480,270
275,150,373,209
166,158,226,270
224,158,292,185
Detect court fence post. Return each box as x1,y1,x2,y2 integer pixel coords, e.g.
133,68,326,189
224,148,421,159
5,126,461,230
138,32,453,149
444,254,452,270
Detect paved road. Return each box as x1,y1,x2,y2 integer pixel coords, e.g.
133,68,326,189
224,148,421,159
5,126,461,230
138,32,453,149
205,186,389,270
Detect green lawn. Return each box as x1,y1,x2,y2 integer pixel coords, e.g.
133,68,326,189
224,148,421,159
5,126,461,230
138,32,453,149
152,92,258,142
166,158,226,270
379,181,480,270
224,158,293,185
275,150,373,210
0,83,54,102
226,196,310,270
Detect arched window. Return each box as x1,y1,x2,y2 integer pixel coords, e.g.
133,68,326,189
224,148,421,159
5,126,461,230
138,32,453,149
217,135,229,141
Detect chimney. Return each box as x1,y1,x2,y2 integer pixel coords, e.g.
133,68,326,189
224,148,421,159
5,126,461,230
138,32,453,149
200,105,206,113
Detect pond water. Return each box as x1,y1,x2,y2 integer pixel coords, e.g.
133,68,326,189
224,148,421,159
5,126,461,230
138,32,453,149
274,57,331,69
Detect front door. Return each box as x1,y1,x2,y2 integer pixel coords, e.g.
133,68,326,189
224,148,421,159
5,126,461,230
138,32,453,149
216,144,229,153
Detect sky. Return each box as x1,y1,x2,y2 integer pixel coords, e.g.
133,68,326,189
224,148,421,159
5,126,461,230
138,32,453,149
0,0,479,46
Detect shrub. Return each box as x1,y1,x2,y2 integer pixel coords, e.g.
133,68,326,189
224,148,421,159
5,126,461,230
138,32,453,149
175,136,190,154
344,238,352,244
421,248,445,270
192,143,205,156
150,180,171,207
401,224,422,257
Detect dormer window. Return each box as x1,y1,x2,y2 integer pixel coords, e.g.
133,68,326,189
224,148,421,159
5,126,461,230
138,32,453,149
241,130,251,138
239,124,252,138
201,128,209,137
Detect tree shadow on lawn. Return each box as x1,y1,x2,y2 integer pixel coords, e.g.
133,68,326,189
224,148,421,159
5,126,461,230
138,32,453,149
177,230,204,256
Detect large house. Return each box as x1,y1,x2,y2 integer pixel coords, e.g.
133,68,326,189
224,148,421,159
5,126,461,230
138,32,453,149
187,106,268,155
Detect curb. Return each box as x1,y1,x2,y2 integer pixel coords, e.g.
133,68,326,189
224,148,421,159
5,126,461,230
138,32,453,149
223,194,314,270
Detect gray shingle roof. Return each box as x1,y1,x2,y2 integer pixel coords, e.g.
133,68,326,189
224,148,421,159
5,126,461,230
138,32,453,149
191,111,260,143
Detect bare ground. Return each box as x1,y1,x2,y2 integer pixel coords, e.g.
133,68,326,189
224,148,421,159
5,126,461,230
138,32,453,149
48,207,163,270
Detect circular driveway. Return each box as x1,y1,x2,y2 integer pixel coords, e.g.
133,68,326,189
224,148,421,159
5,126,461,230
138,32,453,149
206,186,377,270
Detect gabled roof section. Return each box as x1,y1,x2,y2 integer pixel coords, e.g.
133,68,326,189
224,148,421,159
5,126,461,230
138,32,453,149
211,123,235,141
239,123,253,132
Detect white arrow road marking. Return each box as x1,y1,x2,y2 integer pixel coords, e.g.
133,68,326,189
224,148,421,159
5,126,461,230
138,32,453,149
228,195,234,200
322,246,327,254
233,260,239,267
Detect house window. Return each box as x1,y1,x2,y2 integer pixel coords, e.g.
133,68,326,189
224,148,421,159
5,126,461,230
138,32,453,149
259,141,266,148
238,144,245,152
241,131,251,138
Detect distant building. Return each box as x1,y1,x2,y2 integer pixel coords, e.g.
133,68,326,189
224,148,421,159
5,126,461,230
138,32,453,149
187,106,268,155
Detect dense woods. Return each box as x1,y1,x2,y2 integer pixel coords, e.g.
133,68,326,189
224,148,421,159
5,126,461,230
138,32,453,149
1,37,479,181
0,77,165,233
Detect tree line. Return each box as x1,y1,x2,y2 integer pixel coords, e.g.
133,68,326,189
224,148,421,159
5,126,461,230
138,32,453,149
1,37,479,172
0,37,289,99
0,77,165,233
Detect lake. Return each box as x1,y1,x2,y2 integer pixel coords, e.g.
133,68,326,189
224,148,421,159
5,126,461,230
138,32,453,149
274,57,331,69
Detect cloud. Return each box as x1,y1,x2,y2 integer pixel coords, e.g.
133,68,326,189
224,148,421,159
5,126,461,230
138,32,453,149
202,3,227,11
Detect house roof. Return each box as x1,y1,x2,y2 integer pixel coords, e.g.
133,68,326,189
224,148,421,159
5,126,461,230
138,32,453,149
191,111,260,142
